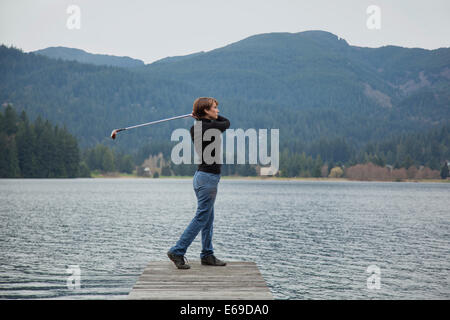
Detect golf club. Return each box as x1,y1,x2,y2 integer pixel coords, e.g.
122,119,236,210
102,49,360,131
111,113,193,139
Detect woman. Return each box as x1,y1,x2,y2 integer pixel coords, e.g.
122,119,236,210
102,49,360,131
167,97,230,269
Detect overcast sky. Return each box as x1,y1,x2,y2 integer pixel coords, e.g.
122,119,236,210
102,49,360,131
1,0,449,64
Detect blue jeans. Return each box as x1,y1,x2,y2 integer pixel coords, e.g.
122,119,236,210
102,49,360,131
169,170,220,259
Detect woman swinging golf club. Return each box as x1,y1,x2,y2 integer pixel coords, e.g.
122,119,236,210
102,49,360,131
167,97,230,269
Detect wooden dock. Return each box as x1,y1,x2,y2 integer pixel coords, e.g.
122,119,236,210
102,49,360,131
128,261,273,300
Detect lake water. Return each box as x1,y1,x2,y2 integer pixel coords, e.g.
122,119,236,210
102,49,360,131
0,178,449,300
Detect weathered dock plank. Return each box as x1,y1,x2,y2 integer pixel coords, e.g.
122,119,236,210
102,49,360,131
128,261,273,300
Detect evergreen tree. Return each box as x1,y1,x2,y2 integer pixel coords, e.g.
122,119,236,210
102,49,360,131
78,161,91,177
3,104,18,135
15,116,37,177
0,108,81,178
62,128,80,177
117,154,135,174
312,155,323,177
0,133,20,177
34,119,55,177
101,148,115,172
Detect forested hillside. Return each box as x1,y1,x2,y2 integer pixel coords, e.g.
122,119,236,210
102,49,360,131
0,105,136,178
0,105,80,178
0,30,449,178
0,44,200,150
33,46,145,68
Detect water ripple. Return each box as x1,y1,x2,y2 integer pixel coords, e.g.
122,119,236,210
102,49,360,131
0,179,449,299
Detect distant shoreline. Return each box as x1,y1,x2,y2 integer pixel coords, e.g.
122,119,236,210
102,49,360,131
90,173,450,183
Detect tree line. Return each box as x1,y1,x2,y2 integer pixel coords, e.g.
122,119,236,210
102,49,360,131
132,123,449,179
0,105,80,178
0,105,134,178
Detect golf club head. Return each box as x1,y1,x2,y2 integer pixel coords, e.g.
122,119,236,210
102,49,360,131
111,128,125,140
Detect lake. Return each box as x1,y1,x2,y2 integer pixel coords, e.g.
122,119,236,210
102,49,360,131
0,178,449,299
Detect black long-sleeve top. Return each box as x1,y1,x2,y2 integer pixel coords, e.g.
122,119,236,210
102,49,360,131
190,115,230,174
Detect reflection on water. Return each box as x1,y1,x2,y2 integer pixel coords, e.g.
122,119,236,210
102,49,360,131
0,178,449,299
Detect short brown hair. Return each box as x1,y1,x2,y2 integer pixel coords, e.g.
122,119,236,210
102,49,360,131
192,97,218,119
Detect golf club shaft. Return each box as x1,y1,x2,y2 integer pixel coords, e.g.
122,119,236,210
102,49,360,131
111,113,193,139
123,113,192,131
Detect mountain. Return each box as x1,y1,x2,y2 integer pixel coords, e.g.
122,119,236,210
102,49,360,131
1,31,449,155
141,31,449,120
33,46,145,68
152,51,206,65
137,31,449,145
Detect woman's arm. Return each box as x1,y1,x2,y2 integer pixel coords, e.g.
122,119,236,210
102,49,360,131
213,115,230,132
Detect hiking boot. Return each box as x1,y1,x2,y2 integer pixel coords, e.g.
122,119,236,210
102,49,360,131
201,255,227,266
167,251,191,269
